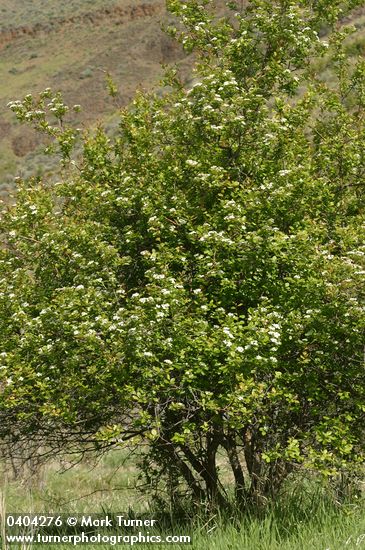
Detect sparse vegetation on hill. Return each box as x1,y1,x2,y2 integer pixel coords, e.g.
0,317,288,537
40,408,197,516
0,0,120,29
0,0,190,197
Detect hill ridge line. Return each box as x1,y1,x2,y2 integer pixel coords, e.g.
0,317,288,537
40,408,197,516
0,2,164,50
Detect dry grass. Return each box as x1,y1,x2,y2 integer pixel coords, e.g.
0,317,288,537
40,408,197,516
0,0,120,30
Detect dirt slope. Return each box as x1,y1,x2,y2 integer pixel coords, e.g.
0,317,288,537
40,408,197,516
0,0,189,197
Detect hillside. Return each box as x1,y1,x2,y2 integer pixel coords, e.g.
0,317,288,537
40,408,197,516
0,0,191,199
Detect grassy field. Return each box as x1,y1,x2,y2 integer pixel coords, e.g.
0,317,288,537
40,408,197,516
0,450,364,549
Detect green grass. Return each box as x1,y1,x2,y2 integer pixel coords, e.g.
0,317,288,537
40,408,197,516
1,451,364,549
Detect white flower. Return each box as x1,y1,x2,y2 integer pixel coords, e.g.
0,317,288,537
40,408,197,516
223,327,233,338
236,346,244,353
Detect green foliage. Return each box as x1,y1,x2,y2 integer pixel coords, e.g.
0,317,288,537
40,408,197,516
7,90,81,161
1,0,364,510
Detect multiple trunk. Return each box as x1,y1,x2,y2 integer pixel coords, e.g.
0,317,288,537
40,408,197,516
150,428,292,511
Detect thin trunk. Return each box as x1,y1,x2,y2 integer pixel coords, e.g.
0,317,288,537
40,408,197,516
173,451,205,502
244,432,266,505
158,439,205,502
204,433,221,505
222,433,246,505
181,437,228,509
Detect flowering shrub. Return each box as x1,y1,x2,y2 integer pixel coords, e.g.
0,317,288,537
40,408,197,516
1,0,365,509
